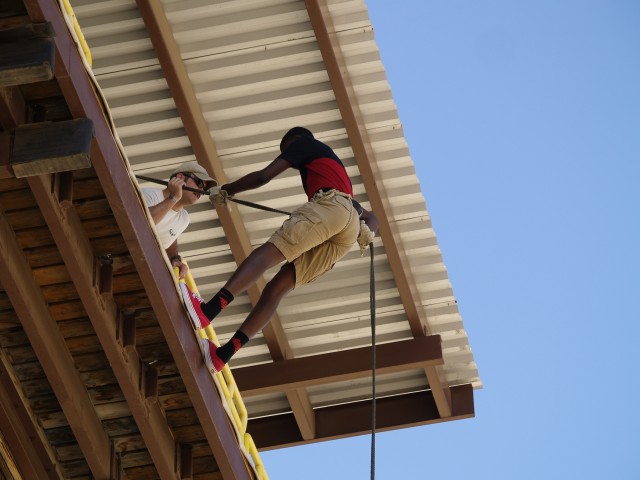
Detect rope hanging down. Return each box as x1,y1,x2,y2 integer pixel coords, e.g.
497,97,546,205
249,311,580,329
369,243,377,480
135,175,292,216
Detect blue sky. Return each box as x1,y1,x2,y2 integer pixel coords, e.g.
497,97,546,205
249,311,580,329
262,1,640,478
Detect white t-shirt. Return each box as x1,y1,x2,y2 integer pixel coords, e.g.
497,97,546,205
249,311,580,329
142,188,189,249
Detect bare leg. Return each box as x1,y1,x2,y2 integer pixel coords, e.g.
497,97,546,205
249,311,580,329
224,242,286,297
237,262,296,338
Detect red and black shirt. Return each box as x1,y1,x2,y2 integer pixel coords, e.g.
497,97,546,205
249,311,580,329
279,136,354,200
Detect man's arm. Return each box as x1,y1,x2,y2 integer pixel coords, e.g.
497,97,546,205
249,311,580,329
166,239,188,279
221,157,291,196
147,177,185,223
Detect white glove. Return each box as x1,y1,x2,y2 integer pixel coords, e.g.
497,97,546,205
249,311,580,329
357,220,375,255
209,186,231,206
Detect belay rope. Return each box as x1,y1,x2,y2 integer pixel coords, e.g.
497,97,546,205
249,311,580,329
137,174,378,476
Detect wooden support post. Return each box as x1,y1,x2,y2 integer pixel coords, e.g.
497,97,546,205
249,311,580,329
10,118,94,177
0,23,55,87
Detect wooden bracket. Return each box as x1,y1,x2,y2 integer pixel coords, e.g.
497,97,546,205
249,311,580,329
96,255,113,296
117,310,136,351
141,362,158,404
54,171,74,205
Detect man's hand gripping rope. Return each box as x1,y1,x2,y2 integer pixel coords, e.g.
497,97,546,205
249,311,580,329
208,185,232,206
358,220,375,256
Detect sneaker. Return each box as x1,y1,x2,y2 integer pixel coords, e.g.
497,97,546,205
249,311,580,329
180,284,211,330
200,338,225,374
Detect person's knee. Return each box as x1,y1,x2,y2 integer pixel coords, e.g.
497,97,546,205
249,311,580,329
264,264,295,299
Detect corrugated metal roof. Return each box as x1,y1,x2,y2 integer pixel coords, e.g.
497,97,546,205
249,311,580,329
73,0,480,424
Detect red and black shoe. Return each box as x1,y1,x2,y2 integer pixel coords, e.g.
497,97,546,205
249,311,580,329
200,338,226,374
180,284,212,330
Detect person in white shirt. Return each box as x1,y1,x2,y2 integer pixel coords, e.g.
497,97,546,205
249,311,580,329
141,161,215,278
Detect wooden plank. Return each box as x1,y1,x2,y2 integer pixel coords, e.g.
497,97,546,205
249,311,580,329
233,336,443,396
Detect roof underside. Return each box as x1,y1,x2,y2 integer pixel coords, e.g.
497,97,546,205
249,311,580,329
0,0,480,478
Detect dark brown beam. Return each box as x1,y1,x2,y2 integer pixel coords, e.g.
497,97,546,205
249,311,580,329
0,22,55,87
10,118,93,177
28,173,179,479
0,351,64,479
0,209,112,478
135,0,317,441
249,384,474,450
24,2,252,478
234,336,443,396
305,0,453,417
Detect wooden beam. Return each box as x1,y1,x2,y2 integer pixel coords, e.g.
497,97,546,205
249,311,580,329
249,384,474,450
10,118,93,177
0,209,112,479
24,2,253,478
0,351,63,479
0,22,55,87
135,0,317,441
234,336,443,396
305,0,453,417
28,173,179,479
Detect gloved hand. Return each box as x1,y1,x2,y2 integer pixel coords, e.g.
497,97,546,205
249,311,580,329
357,220,375,255
209,185,232,206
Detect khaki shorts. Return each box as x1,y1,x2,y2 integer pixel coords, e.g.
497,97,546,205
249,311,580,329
268,190,360,287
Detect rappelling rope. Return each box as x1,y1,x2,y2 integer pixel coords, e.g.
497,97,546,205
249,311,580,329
369,242,377,479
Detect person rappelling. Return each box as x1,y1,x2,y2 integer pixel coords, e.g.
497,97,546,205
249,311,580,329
181,127,379,373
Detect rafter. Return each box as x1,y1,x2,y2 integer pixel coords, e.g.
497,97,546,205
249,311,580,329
249,384,474,450
305,0,453,417
0,208,112,479
0,68,113,479
135,0,317,440
234,336,443,396
24,2,253,478
0,351,64,479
